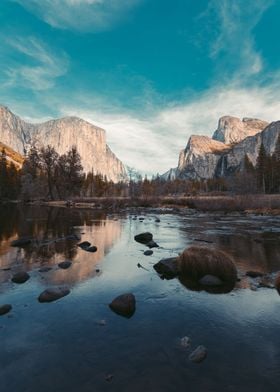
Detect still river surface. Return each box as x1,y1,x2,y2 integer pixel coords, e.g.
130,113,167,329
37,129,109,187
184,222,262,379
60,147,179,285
0,204,280,392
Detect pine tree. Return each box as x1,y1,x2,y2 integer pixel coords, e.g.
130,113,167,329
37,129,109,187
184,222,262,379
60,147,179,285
273,133,280,192
256,142,267,193
0,148,8,199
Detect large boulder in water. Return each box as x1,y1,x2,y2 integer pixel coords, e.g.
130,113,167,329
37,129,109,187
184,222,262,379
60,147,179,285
109,293,136,318
134,232,153,244
178,246,237,285
38,288,70,303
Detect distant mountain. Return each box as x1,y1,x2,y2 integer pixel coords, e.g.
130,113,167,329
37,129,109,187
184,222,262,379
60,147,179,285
162,115,278,180
0,106,127,182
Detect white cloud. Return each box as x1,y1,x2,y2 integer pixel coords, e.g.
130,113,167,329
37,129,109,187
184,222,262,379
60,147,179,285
13,0,142,32
200,0,274,77
22,82,279,176
3,36,68,91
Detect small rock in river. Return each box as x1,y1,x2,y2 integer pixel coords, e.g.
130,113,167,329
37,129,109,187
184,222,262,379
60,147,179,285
153,257,178,279
78,241,91,249
38,288,70,303
11,271,30,284
0,304,12,316
58,261,72,269
105,374,113,382
189,345,207,363
134,232,153,244
144,250,153,256
109,293,136,318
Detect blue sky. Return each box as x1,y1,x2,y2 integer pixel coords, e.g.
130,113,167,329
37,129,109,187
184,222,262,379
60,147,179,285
1,0,280,174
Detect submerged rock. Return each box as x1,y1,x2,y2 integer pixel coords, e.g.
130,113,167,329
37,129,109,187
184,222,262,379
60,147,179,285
10,237,32,248
38,288,70,303
144,250,153,256
134,232,153,244
155,218,161,223
153,257,179,279
109,293,136,318
199,274,223,286
58,261,72,269
246,271,264,278
0,304,12,316
11,271,30,284
189,345,207,363
180,336,191,348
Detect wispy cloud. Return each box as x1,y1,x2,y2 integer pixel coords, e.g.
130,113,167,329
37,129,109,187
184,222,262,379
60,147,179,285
2,36,68,91
15,81,280,176
13,0,143,32
199,0,274,77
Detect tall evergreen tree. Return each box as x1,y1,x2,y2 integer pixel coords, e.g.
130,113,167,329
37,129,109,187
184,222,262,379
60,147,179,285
256,142,267,193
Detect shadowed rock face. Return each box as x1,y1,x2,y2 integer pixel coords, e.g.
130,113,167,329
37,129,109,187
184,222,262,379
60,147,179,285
0,106,127,182
162,115,275,180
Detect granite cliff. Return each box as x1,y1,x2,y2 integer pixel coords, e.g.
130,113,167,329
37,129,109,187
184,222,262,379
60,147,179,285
164,115,277,180
0,106,127,182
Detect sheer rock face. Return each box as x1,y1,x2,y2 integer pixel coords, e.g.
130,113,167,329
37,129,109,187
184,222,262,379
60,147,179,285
212,116,268,145
0,106,127,182
177,135,229,180
165,115,277,180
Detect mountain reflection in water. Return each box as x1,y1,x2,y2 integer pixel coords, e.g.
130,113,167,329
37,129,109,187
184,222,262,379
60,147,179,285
0,205,122,286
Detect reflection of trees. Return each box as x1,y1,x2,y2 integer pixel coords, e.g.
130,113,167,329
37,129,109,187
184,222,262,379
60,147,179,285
0,205,122,286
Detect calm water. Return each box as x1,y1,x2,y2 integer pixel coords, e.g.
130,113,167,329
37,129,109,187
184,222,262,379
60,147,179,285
1,205,280,392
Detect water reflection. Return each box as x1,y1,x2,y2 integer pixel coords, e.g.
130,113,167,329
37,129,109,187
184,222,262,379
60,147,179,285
0,205,122,286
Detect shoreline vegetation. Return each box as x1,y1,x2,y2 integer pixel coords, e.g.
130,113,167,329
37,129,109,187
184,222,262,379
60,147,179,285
3,194,280,215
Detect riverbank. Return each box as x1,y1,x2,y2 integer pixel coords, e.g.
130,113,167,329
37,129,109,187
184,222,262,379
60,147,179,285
19,194,280,215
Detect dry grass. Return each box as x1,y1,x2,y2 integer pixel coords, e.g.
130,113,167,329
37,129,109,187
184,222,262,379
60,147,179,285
178,246,237,284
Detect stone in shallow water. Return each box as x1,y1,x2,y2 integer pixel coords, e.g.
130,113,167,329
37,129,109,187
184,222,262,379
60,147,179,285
189,345,207,363
199,274,223,286
78,241,91,249
38,288,70,303
134,232,153,244
144,250,153,256
11,271,30,284
153,257,179,279
58,261,72,269
109,293,136,318
0,304,12,316
155,218,161,223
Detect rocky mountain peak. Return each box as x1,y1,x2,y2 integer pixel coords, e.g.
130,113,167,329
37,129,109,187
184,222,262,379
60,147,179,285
212,115,268,145
0,106,127,182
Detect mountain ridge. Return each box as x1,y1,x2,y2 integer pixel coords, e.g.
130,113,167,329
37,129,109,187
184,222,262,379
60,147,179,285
0,106,127,182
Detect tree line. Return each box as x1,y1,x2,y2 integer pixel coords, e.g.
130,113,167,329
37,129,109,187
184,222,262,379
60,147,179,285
0,135,280,201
